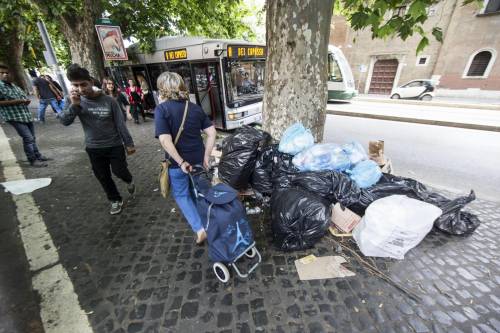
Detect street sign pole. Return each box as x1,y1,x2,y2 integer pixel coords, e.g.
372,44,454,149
37,20,69,95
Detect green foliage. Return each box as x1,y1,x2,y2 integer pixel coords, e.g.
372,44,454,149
337,0,482,54
108,0,255,53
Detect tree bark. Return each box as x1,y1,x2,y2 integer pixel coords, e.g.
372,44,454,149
0,15,28,91
263,0,333,142
58,0,106,80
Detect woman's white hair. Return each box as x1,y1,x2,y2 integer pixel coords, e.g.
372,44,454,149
157,71,189,101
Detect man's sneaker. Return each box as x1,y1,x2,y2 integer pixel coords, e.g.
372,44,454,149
29,160,48,168
127,181,136,196
37,155,53,162
110,200,123,215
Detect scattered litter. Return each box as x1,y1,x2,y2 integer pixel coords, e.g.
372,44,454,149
170,208,176,213
329,227,352,238
331,203,361,233
1,178,52,195
295,254,355,280
246,207,262,215
153,188,159,192
85,311,94,315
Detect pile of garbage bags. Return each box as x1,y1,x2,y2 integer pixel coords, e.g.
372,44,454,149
218,123,481,253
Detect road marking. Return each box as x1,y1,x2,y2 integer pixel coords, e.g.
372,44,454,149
0,125,93,333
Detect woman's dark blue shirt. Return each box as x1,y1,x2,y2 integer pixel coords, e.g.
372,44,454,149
154,99,213,167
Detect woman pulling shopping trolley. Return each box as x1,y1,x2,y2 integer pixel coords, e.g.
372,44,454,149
155,72,216,244
155,72,261,282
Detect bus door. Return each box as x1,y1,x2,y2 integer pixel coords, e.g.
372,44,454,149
192,62,224,128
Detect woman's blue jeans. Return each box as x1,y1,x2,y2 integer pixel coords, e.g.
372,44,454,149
169,167,203,233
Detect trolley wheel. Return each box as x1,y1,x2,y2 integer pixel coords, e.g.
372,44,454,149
213,262,230,283
245,247,257,258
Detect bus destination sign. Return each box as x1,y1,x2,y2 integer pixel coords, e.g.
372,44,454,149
227,45,266,59
164,48,187,61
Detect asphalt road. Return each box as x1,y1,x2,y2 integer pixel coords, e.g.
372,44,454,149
323,114,500,202
327,100,500,128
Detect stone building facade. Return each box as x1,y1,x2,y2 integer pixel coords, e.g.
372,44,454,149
330,0,500,98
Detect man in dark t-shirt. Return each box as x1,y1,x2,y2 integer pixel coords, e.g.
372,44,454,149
33,75,62,122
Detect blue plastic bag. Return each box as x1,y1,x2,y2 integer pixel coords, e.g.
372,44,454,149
278,123,314,155
342,142,367,165
292,143,351,172
347,160,382,188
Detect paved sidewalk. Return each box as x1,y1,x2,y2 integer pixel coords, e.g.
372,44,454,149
1,114,500,333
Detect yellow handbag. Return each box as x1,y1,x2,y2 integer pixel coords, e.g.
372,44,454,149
159,101,189,198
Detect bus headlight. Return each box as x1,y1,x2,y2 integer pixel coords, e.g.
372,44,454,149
228,112,245,120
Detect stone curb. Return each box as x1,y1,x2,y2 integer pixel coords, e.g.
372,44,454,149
354,97,500,111
327,110,500,132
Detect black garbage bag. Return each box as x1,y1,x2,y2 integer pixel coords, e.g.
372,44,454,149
356,174,481,235
250,145,275,195
218,126,269,190
271,188,331,251
271,148,300,189
433,191,480,235
290,170,361,206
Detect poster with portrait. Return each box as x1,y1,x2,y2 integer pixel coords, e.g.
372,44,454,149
95,25,128,61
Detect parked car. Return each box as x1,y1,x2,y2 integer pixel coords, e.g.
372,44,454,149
390,80,435,101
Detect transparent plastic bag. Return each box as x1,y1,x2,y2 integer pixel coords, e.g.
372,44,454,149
347,160,382,189
278,123,314,155
292,143,351,172
342,141,367,165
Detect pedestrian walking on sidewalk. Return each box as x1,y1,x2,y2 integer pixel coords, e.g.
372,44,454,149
125,79,146,124
155,72,217,244
102,77,131,121
0,64,50,167
43,75,65,110
61,64,136,215
33,74,63,122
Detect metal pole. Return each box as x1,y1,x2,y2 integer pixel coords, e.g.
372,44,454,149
36,20,69,95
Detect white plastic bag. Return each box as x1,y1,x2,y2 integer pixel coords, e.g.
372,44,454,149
278,123,315,155
353,195,442,259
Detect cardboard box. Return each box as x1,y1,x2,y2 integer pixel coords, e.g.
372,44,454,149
331,203,361,233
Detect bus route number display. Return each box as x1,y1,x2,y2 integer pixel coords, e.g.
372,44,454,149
164,48,187,61
227,45,266,59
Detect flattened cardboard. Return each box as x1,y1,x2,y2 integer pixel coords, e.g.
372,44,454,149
295,255,355,280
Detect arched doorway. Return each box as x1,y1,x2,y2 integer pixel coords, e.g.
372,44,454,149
368,59,399,94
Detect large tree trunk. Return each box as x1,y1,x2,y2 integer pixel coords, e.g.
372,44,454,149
59,0,106,80
0,15,27,91
263,0,333,142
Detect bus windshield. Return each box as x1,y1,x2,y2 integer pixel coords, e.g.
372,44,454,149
226,60,265,105
328,53,343,82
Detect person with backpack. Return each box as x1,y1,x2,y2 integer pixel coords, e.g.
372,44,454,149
125,79,146,124
154,72,216,245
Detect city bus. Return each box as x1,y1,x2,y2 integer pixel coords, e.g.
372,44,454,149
105,36,266,130
327,45,357,101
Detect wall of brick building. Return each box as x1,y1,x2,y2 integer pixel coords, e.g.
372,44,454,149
330,0,500,94
433,3,500,90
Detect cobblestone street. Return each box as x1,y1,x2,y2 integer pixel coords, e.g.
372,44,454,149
1,114,499,333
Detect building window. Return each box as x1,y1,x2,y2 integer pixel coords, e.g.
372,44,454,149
463,49,496,78
416,56,429,66
484,0,500,14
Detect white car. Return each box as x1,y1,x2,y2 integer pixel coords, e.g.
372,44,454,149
390,80,435,101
